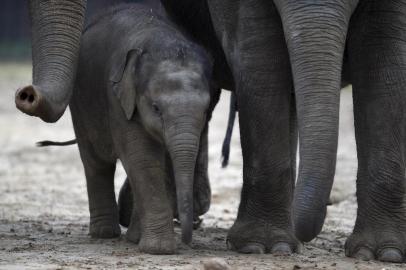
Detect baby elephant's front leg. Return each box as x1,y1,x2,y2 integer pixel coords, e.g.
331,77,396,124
122,133,175,254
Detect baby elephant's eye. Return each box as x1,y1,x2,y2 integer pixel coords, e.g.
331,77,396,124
152,102,161,115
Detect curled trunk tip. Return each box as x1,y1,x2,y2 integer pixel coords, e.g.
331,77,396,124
15,84,63,122
21,0,87,122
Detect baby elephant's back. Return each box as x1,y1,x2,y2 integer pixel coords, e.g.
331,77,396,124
76,3,178,93
81,3,170,64
70,2,176,151
70,4,161,150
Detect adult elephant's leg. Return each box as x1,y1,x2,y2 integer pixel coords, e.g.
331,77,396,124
16,0,87,122
345,1,406,263
209,1,298,254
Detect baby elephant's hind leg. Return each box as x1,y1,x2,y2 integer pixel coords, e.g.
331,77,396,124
80,150,120,238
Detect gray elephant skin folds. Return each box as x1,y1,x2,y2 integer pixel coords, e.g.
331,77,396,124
69,3,216,254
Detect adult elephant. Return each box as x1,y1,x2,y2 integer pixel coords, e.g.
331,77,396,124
19,0,406,262
165,0,406,262
15,0,87,123
182,0,358,255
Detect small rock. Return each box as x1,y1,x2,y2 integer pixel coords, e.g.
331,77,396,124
202,258,231,270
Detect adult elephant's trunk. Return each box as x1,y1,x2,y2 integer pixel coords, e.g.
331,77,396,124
165,117,202,245
15,0,87,123
273,0,358,242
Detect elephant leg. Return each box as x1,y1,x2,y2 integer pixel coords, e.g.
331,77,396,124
228,83,298,255
345,2,406,263
125,177,141,245
118,177,133,228
120,130,175,254
289,92,297,191
193,124,211,219
118,140,207,230
208,1,299,254
79,149,120,239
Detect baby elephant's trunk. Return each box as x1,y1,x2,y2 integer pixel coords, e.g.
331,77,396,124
165,116,203,245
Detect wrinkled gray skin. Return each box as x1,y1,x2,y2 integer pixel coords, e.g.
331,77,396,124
22,0,406,263
164,0,406,262
206,0,406,262
342,1,406,262
70,3,216,254
179,0,359,256
15,0,87,123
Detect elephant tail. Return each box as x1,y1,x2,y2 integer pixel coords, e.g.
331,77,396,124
118,178,133,228
221,92,237,168
36,139,77,147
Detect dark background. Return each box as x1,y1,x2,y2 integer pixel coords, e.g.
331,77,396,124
0,0,128,60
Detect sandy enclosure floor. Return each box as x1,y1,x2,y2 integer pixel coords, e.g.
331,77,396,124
0,63,403,269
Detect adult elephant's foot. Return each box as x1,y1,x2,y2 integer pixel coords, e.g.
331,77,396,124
89,208,121,238
226,164,300,254
139,232,176,255
227,219,301,255
345,202,406,263
345,229,406,263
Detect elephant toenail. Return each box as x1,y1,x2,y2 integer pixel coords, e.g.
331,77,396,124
239,243,266,254
353,247,374,261
377,248,403,263
271,242,293,256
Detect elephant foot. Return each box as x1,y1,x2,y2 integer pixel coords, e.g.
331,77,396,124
89,218,120,239
126,219,141,244
227,219,301,255
119,176,209,229
345,230,406,263
89,207,120,238
118,178,133,227
139,233,176,255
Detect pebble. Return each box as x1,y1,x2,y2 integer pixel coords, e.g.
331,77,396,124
202,258,232,270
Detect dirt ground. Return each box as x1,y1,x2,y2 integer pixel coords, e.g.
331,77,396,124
0,63,403,269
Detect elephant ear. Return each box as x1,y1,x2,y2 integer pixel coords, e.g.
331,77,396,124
110,49,143,120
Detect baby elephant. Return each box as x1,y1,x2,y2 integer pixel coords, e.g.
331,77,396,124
70,3,216,254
